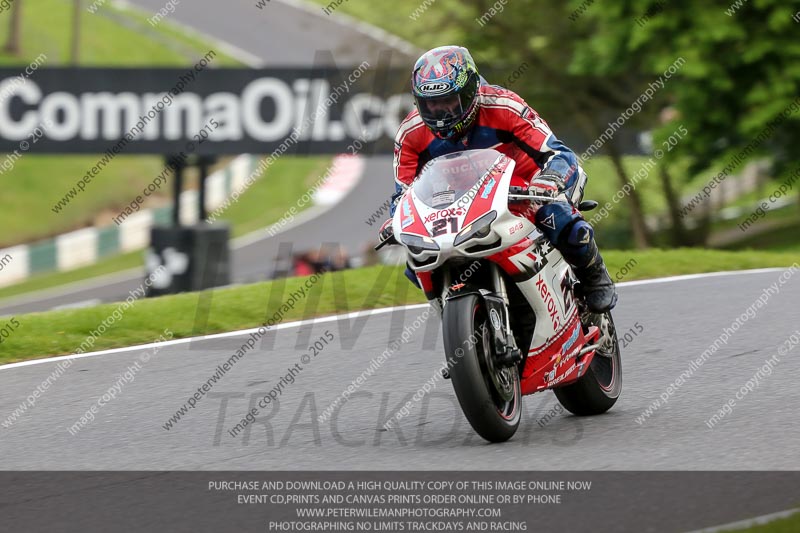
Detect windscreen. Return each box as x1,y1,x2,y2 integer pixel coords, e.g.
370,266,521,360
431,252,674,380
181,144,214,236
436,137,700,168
412,149,503,209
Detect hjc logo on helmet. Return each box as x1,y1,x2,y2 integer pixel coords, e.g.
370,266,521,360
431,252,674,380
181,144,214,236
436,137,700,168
419,82,450,95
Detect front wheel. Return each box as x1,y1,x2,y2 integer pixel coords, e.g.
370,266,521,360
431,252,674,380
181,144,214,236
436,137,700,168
554,311,622,415
443,294,521,443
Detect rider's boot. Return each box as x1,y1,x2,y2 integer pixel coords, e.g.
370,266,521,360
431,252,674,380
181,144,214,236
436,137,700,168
571,240,618,313
534,205,618,313
560,221,618,313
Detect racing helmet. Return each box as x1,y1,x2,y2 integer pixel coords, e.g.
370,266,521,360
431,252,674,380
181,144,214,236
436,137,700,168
411,46,481,141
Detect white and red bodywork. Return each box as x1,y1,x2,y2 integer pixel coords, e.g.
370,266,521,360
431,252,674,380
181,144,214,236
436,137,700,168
393,149,600,395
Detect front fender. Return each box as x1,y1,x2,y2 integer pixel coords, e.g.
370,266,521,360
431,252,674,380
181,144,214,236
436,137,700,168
444,284,485,303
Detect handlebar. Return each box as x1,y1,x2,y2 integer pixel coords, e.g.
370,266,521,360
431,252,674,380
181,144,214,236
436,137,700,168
507,185,557,204
507,193,558,203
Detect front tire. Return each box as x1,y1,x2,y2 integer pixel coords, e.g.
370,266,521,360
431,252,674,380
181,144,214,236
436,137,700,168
443,294,521,442
554,311,622,416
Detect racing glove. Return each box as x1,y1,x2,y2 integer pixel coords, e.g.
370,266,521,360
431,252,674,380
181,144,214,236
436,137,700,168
376,218,397,248
529,171,568,203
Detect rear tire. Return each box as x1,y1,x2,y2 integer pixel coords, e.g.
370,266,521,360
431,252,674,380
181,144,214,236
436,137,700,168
554,311,622,416
443,294,521,442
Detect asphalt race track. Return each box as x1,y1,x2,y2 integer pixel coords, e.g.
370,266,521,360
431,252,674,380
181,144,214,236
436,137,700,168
2,269,799,469
2,269,799,529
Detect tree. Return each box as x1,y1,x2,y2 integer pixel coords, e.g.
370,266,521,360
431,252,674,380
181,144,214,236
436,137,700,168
71,0,82,64
572,0,800,241
3,0,22,56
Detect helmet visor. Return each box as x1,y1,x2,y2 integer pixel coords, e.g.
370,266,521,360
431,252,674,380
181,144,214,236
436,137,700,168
415,93,465,130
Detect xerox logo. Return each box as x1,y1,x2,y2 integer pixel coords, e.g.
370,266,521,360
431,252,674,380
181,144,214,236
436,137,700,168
424,207,464,223
535,277,560,330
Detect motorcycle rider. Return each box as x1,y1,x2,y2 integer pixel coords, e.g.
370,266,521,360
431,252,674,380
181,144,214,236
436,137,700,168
378,45,617,313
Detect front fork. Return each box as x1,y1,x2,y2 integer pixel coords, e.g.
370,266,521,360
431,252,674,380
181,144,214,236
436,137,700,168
443,262,521,367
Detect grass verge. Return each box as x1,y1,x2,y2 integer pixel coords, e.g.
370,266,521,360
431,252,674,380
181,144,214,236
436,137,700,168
0,0,240,66
1,155,169,249
0,156,333,301
1,249,798,363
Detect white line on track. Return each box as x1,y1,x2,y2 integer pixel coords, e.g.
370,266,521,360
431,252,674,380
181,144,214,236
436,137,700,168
0,267,790,372
0,304,428,372
617,267,787,287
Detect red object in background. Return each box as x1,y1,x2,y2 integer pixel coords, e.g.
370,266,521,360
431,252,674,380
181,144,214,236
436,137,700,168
293,257,315,276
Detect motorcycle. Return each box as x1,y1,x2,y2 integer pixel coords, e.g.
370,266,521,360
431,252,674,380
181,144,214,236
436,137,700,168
377,148,621,442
